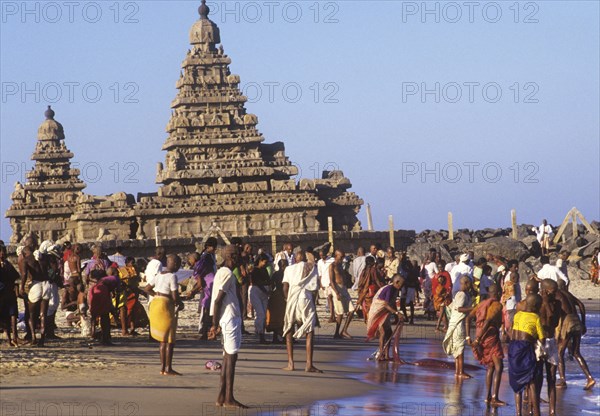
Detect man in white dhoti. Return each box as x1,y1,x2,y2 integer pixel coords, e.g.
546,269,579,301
443,275,474,379
533,219,553,256
282,248,323,373
211,245,247,409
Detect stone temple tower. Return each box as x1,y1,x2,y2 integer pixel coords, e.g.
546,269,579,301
135,1,363,238
6,106,86,244
6,2,363,244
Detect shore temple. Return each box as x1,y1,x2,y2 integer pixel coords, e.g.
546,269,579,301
6,1,363,245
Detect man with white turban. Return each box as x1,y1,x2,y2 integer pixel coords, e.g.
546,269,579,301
451,254,474,297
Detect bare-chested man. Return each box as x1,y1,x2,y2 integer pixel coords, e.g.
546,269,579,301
516,279,539,312
539,279,562,415
466,284,505,407
509,294,545,416
17,236,37,341
67,244,83,287
19,238,50,346
61,278,85,327
329,249,354,339
555,280,596,390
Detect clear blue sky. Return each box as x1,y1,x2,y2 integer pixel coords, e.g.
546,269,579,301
1,1,599,242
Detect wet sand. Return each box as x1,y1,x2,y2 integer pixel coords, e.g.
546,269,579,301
0,297,379,416
1,296,599,415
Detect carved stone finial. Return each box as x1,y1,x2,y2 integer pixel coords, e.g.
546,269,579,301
45,105,55,120
199,0,209,19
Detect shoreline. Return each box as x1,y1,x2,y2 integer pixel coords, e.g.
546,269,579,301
584,299,600,313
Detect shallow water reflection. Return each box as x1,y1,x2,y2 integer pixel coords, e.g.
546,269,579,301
307,314,600,416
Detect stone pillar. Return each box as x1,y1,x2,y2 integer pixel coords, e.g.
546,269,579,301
366,204,374,231
271,234,277,256
388,215,395,247
511,209,518,239
328,217,334,251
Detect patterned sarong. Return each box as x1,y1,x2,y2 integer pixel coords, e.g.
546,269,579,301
366,298,389,341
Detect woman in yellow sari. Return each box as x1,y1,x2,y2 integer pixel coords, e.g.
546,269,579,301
145,254,184,375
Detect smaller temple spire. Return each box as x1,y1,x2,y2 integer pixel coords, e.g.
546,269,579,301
44,105,55,120
198,0,209,19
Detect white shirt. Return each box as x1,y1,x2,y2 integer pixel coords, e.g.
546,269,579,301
423,261,439,279
210,266,241,323
538,264,569,285
445,261,457,273
534,224,553,243
144,259,163,303
317,257,334,288
451,262,473,296
145,259,163,285
506,296,517,311
153,272,177,296
555,259,568,277
274,251,295,271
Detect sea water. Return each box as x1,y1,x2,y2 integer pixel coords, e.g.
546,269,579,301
307,314,600,416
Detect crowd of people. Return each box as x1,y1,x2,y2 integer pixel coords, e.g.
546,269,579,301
0,235,597,413
0,238,149,347
363,246,597,416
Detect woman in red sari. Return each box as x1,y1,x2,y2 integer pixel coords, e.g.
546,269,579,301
366,275,405,361
88,269,120,345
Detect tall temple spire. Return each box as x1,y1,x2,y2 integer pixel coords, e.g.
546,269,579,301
134,3,363,237
7,3,363,244
6,107,86,243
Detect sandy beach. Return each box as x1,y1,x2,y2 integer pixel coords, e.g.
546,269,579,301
1,295,379,416
1,287,599,416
